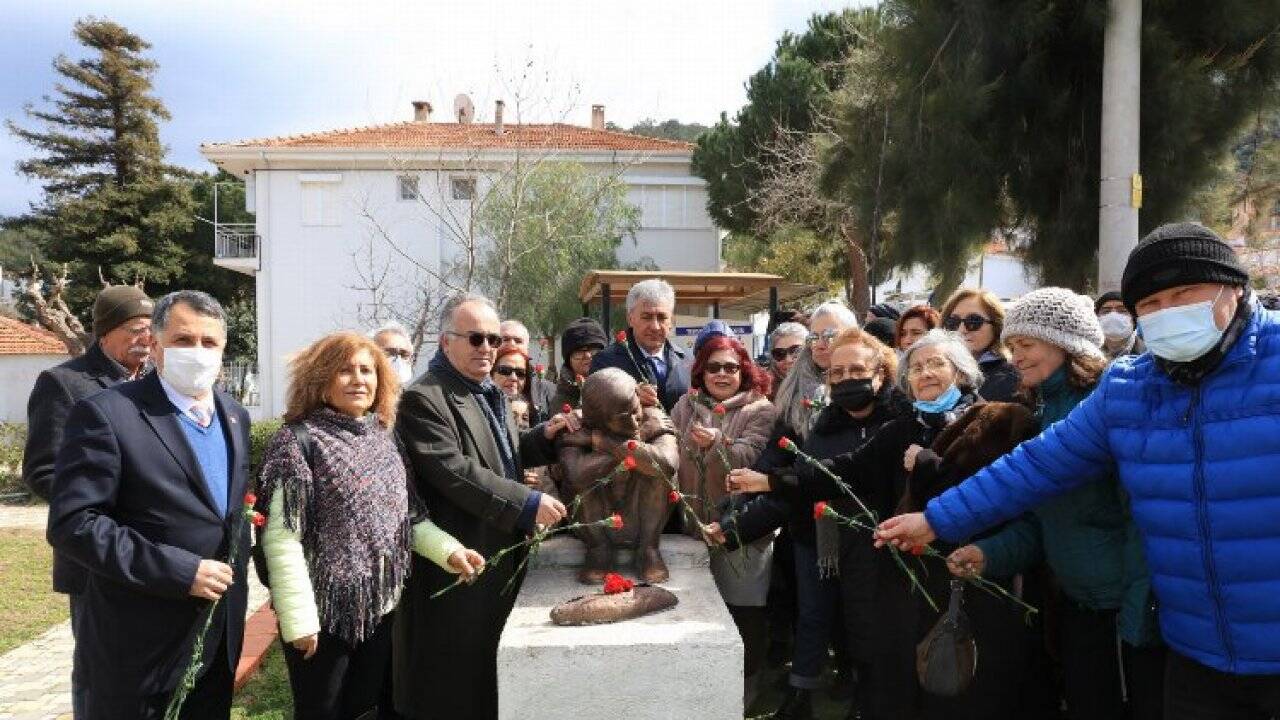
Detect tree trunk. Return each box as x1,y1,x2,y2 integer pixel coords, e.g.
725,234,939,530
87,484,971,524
26,262,89,356
844,234,871,318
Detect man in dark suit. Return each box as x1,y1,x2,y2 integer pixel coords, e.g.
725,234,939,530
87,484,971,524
589,278,689,413
47,290,251,720
23,284,153,716
394,292,576,720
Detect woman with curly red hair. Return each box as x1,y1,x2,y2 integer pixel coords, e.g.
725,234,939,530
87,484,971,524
669,334,777,706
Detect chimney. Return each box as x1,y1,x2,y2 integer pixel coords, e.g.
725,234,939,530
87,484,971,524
411,101,433,123
494,100,505,135
591,104,605,131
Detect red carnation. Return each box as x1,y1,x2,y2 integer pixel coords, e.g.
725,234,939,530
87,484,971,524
813,501,830,521
668,490,681,504
535,364,545,375
243,492,257,507
623,455,638,471
910,544,926,556
615,330,627,343
802,398,814,409
251,512,267,528
689,388,700,397
778,437,795,452
561,403,573,414
603,572,634,594
575,374,585,384
610,512,624,530
626,439,638,452
712,404,727,416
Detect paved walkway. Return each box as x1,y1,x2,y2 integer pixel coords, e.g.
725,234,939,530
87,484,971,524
0,505,272,720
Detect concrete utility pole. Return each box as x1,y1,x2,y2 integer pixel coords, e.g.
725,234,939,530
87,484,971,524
1097,0,1142,293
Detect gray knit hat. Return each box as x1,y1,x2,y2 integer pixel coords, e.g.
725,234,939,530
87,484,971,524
1002,287,1104,360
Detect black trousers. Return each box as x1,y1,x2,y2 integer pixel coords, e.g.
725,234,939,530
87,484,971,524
283,612,396,720
727,604,769,678
138,634,234,720
1164,651,1280,720
1059,601,1165,720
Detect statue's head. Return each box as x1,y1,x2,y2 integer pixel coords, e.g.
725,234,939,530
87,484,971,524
582,368,644,437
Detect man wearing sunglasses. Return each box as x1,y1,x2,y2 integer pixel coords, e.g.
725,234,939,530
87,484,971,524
878,223,1280,719
499,318,556,422
590,278,690,413
392,292,579,720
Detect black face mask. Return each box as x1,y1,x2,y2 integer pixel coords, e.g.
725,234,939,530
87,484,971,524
831,378,877,412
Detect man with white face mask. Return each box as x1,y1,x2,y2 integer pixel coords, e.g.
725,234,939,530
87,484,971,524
372,321,417,386
1094,291,1145,360
47,290,251,720
877,223,1280,719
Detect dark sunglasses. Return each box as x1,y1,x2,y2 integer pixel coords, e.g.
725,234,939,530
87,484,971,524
493,365,528,379
447,330,502,348
943,313,993,332
704,361,741,375
770,345,802,362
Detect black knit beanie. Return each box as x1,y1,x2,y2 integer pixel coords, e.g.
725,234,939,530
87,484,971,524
1120,223,1248,310
560,317,607,362
1093,291,1123,314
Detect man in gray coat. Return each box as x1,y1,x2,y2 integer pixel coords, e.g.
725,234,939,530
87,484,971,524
394,293,576,720
22,284,153,716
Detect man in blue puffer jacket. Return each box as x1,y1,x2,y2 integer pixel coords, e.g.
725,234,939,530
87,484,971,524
876,223,1280,718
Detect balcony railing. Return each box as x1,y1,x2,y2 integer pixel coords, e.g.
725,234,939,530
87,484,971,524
213,223,259,261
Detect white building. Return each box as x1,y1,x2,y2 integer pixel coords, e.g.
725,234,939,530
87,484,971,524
874,238,1040,306
0,316,69,423
200,102,722,418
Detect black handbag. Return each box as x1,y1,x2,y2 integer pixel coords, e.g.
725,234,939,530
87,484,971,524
916,578,978,696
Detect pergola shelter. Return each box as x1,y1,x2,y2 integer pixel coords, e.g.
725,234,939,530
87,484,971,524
578,270,826,337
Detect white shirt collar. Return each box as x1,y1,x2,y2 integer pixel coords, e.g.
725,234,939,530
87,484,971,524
158,374,215,425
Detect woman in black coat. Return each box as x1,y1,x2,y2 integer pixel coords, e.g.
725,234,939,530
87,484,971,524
733,329,1038,720
939,287,1021,402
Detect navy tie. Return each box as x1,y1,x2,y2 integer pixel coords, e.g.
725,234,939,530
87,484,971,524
647,356,667,388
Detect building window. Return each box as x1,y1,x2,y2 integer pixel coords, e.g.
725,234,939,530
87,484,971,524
399,176,420,201
451,177,476,201
300,177,341,227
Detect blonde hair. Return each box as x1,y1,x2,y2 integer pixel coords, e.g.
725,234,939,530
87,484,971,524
284,332,399,427
940,287,1008,358
829,327,898,387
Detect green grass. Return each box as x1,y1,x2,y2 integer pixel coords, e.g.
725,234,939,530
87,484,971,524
231,642,293,719
0,528,68,653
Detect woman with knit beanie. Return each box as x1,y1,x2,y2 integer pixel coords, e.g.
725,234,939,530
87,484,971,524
947,287,1165,720
257,332,485,720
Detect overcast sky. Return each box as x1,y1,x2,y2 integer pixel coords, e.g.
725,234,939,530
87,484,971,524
0,0,866,216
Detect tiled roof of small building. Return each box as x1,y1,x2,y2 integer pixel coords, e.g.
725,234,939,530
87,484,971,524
0,317,69,355
204,122,693,153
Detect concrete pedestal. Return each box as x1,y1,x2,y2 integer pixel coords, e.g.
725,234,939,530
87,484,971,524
497,535,743,719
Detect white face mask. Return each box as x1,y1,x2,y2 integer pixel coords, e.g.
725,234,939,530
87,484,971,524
1098,312,1134,341
1137,288,1227,362
390,357,414,385
160,346,223,397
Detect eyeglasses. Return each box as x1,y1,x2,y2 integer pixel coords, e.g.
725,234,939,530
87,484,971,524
806,329,839,344
906,356,952,377
943,314,993,332
704,361,741,376
382,348,413,360
827,365,876,383
446,331,503,348
770,345,802,362
493,365,528,379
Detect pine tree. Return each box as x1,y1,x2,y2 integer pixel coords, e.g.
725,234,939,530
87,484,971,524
7,17,194,312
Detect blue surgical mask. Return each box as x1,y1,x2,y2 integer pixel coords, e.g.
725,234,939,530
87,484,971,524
1137,288,1226,362
914,384,962,414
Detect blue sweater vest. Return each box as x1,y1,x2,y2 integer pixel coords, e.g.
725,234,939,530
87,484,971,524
178,410,230,518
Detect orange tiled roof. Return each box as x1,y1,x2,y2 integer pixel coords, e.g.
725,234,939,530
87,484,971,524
0,317,69,355
204,122,694,153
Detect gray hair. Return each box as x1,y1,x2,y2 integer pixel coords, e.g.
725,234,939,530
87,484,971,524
810,301,859,329
770,321,808,345
152,290,226,334
369,320,410,343
772,344,826,442
897,329,984,400
626,278,676,313
500,319,530,340
439,292,497,333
